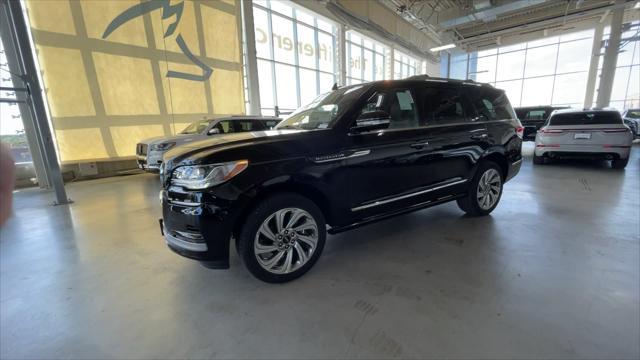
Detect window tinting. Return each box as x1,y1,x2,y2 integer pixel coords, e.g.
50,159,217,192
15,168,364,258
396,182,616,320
470,88,515,121
181,120,213,134
550,112,622,125
357,89,419,130
418,87,468,125
525,109,546,120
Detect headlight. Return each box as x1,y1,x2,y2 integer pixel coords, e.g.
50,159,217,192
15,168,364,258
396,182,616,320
170,160,249,190
151,142,176,151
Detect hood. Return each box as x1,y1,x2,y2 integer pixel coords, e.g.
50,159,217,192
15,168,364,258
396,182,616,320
139,133,194,145
163,129,305,164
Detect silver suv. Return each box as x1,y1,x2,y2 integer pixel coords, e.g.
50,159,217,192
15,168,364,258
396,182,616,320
534,109,633,169
135,116,280,172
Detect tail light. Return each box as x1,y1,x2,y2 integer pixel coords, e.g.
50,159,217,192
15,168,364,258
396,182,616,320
516,126,524,139
539,128,564,135
602,129,630,133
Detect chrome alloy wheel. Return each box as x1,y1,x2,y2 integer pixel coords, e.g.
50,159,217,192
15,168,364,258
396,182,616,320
254,208,319,274
476,168,502,210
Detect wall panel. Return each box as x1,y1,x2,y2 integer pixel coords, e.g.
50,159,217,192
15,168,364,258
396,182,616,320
26,0,245,164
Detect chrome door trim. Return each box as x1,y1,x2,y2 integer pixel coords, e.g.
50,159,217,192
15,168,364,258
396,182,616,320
351,178,468,212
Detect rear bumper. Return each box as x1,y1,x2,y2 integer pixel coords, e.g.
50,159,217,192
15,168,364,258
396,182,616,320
506,158,522,182
535,144,630,159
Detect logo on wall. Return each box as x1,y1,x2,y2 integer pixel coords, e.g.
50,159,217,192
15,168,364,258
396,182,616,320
102,0,213,82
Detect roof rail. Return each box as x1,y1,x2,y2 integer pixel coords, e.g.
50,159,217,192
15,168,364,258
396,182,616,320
405,74,431,80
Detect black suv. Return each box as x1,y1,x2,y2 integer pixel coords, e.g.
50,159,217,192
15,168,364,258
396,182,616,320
515,106,569,140
160,77,523,282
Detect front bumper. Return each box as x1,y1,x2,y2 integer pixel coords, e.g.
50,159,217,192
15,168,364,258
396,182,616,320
160,186,248,269
137,150,164,172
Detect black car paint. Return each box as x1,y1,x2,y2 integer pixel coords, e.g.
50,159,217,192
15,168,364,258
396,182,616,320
161,79,523,268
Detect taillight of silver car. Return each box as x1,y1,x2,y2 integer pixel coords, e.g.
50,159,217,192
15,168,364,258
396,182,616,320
538,128,564,135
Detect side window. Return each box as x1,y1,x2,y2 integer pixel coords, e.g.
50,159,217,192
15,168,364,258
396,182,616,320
264,120,279,129
219,121,232,133
356,89,420,130
525,109,546,120
251,120,267,130
418,87,468,125
470,88,515,121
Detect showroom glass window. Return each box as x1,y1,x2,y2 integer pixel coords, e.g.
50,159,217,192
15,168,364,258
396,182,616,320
393,50,420,79
593,21,640,110
253,0,337,116
446,29,596,109
346,31,389,85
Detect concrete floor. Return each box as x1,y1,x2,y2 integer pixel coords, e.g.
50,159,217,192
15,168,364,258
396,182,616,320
1,142,639,359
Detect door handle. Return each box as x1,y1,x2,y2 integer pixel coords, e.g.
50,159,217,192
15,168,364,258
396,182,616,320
470,133,488,140
410,141,430,149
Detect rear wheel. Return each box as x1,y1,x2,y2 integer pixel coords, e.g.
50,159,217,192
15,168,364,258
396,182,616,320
238,193,326,283
611,157,629,169
457,161,503,217
533,154,546,165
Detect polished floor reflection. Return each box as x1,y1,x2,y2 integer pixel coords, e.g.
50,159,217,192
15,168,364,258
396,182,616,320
1,142,639,359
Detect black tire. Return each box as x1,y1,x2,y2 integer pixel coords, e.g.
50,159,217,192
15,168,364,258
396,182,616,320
533,154,546,165
457,161,504,217
611,157,629,169
238,193,326,283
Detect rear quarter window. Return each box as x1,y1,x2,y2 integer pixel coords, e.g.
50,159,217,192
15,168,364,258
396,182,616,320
550,112,622,126
470,88,516,121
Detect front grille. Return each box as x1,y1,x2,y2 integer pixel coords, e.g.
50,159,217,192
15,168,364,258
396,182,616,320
136,143,148,155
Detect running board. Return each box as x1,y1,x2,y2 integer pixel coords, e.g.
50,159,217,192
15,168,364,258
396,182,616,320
328,194,463,234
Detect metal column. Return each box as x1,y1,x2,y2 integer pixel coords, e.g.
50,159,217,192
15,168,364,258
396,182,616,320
241,0,261,115
595,2,624,108
584,23,605,109
338,24,347,86
0,4,49,189
2,0,70,205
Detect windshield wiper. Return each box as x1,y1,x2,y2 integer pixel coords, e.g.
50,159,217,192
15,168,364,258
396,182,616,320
276,125,301,130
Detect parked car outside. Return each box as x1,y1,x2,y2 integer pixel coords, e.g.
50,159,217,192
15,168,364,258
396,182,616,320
515,105,569,140
135,116,281,172
534,109,633,168
621,108,640,138
159,77,523,282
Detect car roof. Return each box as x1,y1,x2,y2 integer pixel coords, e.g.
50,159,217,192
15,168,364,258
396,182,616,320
337,75,497,92
551,108,620,115
208,115,281,122
515,105,569,110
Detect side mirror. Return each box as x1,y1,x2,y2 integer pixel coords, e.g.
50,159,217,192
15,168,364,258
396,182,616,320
351,110,390,133
207,128,220,135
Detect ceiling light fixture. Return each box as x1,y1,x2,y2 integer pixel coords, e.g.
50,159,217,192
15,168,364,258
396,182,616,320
430,43,456,52
634,1,640,9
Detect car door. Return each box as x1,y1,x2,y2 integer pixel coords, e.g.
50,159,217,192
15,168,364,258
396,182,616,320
341,86,441,217
413,85,490,186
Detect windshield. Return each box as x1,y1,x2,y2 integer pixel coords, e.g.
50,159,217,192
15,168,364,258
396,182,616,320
625,110,640,119
275,86,366,130
550,112,621,126
181,120,213,134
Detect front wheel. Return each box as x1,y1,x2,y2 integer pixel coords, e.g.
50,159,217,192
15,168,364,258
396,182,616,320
238,193,326,283
457,161,503,217
611,157,629,169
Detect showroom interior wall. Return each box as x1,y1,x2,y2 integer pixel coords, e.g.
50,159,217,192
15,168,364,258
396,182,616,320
24,0,245,166
442,21,640,111
254,0,438,116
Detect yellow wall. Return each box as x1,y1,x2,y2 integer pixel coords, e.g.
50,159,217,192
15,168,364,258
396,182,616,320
26,0,245,163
